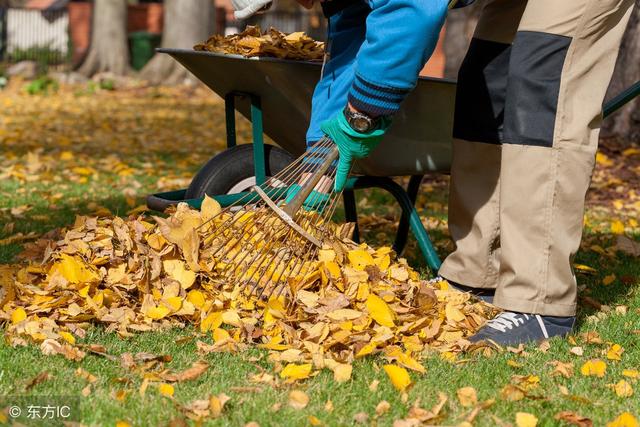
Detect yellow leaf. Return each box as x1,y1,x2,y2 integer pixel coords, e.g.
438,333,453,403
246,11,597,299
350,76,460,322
163,259,196,289
201,194,222,222
209,393,230,418
607,344,624,361
146,305,171,320
622,369,639,379
186,290,206,309
445,303,466,323
11,307,26,324
333,363,352,383
457,386,477,407
614,380,633,398
213,328,231,343
280,363,312,380
324,261,341,279
611,220,625,235
607,412,639,427
602,274,616,286
596,152,613,166
347,249,374,271
308,415,322,426
516,412,538,427
383,364,411,392
201,311,223,332
53,254,100,284
158,383,174,397
115,421,131,427
356,341,378,358
365,294,395,327
288,390,309,409
580,359,607,377
59,331,75,345
326,309,363,321
318,249,336,262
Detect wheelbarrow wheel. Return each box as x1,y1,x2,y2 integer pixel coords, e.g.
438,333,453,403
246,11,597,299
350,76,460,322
185,144,295,199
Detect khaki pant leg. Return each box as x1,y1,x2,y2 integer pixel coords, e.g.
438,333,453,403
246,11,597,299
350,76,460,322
439,0,527,289
494,0,635,316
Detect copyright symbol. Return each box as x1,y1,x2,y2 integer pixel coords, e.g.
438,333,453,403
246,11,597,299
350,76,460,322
8,405,21,418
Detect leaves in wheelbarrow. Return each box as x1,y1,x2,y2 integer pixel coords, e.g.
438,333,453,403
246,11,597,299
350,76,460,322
2,202,496,386
194,25,325,61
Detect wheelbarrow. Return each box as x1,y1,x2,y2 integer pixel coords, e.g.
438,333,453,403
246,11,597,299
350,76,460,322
147,48,640,273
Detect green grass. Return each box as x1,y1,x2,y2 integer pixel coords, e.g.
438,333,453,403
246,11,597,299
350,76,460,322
1,87,639,426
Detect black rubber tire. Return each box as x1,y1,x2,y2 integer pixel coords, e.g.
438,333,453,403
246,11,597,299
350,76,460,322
185,144,295,199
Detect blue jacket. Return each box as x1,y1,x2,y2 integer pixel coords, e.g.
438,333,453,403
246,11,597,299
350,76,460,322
306,0,452,145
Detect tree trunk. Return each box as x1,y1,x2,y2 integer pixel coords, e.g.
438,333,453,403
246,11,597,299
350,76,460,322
77,0,129,77
443,1,482,79
602,5,640,142
140,0,213,85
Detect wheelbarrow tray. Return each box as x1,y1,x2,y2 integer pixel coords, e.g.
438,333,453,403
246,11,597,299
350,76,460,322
159,49,456,176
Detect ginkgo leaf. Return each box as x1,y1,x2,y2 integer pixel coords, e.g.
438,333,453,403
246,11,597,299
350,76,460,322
366,294,395,327
288,390,309,409
383,364,411,392
158,383,174,397
457,386,478,407
280,363,312,381
606,412,639,427
614,380,633,398
516,412,538,427
580,359,607,377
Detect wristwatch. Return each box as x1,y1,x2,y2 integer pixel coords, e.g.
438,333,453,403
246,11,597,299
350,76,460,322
343,106,380,133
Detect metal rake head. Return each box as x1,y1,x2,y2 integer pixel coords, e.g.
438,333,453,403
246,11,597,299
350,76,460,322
198,137,342,301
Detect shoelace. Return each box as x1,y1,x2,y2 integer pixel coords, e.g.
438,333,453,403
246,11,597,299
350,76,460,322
485,312,550,338
486,312,530,332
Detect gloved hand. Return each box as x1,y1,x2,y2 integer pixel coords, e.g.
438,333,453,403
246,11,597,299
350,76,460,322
231,0,273,20
321,112,390,192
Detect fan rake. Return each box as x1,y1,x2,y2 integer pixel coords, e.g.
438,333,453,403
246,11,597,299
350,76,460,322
198,137,344,301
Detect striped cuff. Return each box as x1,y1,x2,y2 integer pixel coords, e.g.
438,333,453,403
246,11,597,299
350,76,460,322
347,74,410,117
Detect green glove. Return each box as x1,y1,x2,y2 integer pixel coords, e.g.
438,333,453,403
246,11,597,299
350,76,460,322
320,112,390,191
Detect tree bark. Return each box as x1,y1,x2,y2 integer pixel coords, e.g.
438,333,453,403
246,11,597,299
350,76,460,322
77,0,129,77
140,0,214,85
602,5,640,142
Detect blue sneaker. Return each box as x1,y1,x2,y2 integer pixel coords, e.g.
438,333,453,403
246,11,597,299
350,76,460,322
431,277,495,304
469,311,575,346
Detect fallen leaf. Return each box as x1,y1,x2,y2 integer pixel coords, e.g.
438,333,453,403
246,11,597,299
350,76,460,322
158,383,175,397
457,386,478,407
614,380,633,398
383,365,412,392
516,412,538,427
555,411,593,427
580,359,607,377
288,390,309,409
606,412,639,427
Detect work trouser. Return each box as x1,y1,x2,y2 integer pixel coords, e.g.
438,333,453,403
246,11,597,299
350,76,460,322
439,0,635,316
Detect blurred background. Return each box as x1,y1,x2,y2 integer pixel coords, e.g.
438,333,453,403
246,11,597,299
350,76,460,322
0,0,637,137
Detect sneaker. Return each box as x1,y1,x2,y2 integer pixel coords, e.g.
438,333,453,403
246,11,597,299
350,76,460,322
430,276,495,304
469,311,575,346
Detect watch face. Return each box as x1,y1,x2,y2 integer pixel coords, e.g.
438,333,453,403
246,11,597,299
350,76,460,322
353,117,370,132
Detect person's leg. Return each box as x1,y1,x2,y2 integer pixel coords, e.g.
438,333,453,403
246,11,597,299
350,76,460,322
494,0,635,316
438,0,527,290
471,0,634,345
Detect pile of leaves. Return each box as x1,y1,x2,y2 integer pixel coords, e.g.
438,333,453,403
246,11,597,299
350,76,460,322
0,199,496,384
194,26,325,61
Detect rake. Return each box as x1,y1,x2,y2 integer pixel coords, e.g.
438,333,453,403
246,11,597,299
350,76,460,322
199,137,343,301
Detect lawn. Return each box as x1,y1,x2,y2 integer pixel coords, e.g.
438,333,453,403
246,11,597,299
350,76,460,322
1,82,639,427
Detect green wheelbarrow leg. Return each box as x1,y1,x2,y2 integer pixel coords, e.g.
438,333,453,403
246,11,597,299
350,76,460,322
347,176,442,273
393,175,423,255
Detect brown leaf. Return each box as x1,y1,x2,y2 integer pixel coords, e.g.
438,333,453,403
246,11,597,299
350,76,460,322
555,411,593,427
161,360,209,382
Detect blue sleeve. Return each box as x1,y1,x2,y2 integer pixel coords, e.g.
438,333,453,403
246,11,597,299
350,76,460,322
348,0,449,117
306,3,370,145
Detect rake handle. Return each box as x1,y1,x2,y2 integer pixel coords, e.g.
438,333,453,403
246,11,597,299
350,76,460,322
282,139,339,217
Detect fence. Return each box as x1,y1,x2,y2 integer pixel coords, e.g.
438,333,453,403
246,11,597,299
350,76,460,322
0,6,70,69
